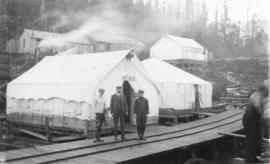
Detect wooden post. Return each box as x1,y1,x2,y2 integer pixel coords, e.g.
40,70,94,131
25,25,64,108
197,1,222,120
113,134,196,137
84,120,89,138
6,120,10,140
45,117,50,143
173,117,178,124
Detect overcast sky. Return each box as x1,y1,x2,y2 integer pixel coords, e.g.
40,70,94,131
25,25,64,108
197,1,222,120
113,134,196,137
206,0,270,22
138,0,270,22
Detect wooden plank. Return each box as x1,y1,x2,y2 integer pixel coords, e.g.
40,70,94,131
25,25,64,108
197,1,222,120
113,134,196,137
1,110,243,163
220,97,248,101
218,131,246,138
70,121,243,164
71,156,117,164
22,113,244,163
51,136,85,142
193,112,216,116
18,128,48,141
0,142,24,149
90,151,132,162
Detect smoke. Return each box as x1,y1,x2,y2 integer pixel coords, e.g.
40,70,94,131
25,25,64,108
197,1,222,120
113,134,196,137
37,0,182,51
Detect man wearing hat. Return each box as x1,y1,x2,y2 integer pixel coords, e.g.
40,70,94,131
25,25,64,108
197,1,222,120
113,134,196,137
110,86,128,140
93,88,107,142
134,89,149,140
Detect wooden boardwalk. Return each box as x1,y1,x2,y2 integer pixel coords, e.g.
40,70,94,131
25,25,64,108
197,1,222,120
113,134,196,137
0,109,244,164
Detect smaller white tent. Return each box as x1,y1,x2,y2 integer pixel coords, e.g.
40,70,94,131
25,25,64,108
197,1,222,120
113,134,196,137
142,58,212,110
150,34,207,61
6,50,161,127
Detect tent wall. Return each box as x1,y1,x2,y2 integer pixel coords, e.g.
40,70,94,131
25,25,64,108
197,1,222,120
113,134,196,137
6,51,161,128
199,84,212,108
7,83,94,104
157,82,212,110
6,97,93,120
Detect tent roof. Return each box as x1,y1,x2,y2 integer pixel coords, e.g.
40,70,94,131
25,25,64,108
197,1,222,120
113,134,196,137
165,34,203,49
10,50,131,85
142,58,211,85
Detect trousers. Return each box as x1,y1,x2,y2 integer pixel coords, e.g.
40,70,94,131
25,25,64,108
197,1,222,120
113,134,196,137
113,115,125,138
136,115,147,137
95,113,105,139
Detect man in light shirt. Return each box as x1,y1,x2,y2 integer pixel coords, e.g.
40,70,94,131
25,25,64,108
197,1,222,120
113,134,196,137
93,88,107,143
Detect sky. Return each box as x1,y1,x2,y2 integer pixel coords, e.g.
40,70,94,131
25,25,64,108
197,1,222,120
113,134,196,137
206,0,270,22
137,0,270,22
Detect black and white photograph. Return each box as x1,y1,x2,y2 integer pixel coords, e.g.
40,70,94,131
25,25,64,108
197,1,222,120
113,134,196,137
0,0,269,163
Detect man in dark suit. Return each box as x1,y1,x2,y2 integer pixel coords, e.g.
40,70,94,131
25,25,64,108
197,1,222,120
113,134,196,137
110,86,128,140
134,89,149,140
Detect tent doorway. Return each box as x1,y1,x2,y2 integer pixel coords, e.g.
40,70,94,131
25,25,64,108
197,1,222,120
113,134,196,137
122,81,135,124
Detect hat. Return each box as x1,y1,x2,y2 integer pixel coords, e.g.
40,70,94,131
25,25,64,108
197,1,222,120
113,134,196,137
138,89,144,93
98,88,105,92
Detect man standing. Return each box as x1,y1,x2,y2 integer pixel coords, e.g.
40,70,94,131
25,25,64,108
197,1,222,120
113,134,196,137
134,89,149,140
93,88,107,143
242,85,269,163
110,86,128,140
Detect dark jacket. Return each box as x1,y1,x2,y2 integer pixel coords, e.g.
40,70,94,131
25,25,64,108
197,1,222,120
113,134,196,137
242,91,262,162
110,93,127,117
134,97,149,116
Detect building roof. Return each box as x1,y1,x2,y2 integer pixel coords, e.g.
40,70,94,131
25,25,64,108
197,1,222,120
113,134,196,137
23,29,60,40
23,29,91,45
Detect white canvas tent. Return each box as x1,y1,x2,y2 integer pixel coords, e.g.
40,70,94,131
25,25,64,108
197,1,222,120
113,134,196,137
142,58,212,110
6,50,161,126
150,34,207,61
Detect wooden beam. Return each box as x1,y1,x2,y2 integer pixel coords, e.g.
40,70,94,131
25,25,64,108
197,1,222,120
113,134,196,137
51,136,85,142
0,142,25,149
193,112,216,116
218,131,246,139
18,128,48,141
220,97,248,101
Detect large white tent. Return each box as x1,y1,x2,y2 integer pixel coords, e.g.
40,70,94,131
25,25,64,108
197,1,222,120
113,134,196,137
142,58,212,110
6,50,161,128
150,34,208,61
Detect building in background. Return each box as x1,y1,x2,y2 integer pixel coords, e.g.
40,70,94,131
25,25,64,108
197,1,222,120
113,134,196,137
5,38,19,54
6,29,143,56
150,34,208,62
